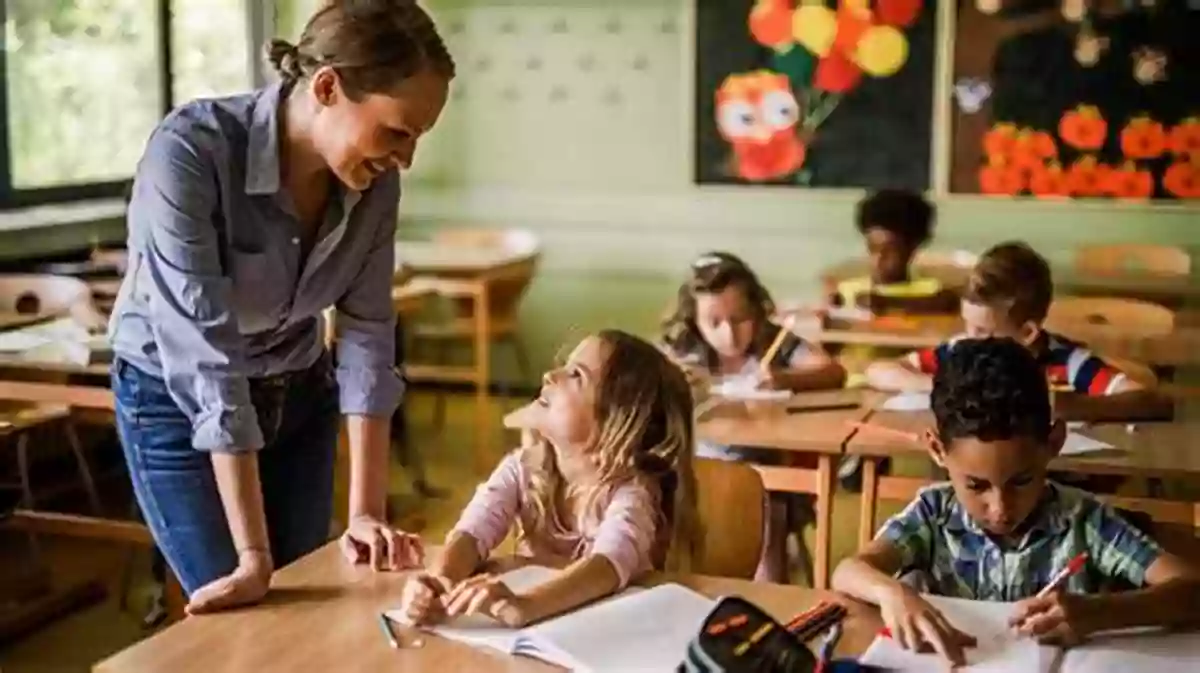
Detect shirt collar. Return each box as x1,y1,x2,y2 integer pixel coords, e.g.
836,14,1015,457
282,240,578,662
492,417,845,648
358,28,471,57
245,81,286,196
945,482,1071,550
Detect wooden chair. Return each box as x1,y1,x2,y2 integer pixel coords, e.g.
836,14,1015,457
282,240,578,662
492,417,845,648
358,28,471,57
692,457,766,579
1045,296,1176,339
1074,244,1191,277
0,274,105,332
413,229,541,429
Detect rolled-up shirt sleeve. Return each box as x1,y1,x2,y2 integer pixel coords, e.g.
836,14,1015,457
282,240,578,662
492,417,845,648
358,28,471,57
134,126,262,452
334,173,403,417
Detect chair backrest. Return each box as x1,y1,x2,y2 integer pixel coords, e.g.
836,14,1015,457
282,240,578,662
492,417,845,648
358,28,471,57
434,229,541,322
1045,296,1176,339
1074,244,1191,277
691,457,765,579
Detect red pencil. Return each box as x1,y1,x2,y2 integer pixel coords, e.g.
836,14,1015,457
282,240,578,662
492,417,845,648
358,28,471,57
1037,552,1088,598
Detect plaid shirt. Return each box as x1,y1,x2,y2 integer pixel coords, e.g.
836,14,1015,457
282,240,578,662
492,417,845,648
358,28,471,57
877,482,1162,601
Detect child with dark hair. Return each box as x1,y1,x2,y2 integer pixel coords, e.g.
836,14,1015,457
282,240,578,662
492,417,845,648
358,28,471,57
833,338,1200,666
831,189,958,315
866,241,1158,421
662,251,845,582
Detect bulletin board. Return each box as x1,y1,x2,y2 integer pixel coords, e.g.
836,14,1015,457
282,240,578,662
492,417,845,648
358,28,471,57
694,1,938,190
949,0,1200,201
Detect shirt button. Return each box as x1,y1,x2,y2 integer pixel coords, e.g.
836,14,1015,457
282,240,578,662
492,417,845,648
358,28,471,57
291,237,300,244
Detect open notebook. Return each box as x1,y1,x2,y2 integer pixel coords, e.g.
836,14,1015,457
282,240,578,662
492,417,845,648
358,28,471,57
858,595,1199,673
709,376,790,401
387,566,715,672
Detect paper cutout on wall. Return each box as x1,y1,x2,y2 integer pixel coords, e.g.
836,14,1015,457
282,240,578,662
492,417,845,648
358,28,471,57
955,77,992,113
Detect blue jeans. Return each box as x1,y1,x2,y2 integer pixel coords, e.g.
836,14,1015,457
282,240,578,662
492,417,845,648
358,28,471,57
112,354,339,596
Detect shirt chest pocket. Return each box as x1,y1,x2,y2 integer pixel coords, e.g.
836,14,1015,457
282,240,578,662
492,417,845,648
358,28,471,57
229,249,288,334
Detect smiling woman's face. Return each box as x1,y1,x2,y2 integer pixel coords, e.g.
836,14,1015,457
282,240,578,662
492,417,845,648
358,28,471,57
308,67,449,190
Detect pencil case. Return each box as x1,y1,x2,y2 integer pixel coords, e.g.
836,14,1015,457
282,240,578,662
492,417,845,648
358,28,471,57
678,595,817,673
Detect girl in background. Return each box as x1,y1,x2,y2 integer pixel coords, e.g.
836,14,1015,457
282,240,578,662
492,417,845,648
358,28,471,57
398,330,700,627
662,252,845,583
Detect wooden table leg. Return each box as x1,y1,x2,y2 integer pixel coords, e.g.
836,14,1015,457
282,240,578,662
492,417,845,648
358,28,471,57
473,282,492,474
813,455,834,590
858,457,878,551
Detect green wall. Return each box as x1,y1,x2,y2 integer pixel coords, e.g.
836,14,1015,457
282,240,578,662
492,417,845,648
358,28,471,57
399,0,1198,385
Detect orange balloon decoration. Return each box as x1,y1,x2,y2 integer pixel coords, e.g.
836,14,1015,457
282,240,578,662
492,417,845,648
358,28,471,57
749,0,794,47
876,0,923,27
1120,116,1167,160
1058,105,1107,151
813,49,863,93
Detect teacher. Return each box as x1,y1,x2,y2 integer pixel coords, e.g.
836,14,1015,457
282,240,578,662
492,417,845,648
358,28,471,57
108,0,453,613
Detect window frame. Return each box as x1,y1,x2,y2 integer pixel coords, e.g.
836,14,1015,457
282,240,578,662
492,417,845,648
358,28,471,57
0,0,270,211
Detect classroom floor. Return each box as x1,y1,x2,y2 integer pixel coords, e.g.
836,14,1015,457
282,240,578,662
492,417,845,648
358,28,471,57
0,390,975,672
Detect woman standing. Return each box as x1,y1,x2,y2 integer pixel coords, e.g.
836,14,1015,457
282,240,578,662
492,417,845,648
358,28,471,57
109,0,453,613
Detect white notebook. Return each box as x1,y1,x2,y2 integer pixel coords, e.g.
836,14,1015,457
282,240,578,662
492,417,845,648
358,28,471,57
859,595,1061,673
388,566,715,672
858,595,1200,673
709,377,790,401
1059,432,1116,456
881,392,931,411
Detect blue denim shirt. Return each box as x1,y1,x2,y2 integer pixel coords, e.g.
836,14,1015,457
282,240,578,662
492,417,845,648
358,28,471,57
109,82,403,453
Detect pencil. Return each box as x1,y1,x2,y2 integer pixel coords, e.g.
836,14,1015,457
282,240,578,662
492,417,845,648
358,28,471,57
759,315,796,373
845,421,920,443
378,613,400,649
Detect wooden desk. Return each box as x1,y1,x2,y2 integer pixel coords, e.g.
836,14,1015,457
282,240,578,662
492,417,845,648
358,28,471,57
697,389,872,589
95,543,883,673
396,241,539,472
846,407,1200,548
821,258,1200,305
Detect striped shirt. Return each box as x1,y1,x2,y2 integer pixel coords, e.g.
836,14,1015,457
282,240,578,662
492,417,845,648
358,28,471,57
877,481,1162,601
450,451,663,588
909,331,1127,396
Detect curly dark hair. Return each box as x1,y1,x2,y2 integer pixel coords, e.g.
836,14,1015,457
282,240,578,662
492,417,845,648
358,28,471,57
932,337,1052,445
660,251,792,370
855,189,935,248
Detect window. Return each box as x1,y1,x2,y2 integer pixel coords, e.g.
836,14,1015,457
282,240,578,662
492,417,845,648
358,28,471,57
0,0,254,209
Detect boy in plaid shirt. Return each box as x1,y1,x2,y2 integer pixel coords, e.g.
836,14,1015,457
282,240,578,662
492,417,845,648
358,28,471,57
833,338,1200,666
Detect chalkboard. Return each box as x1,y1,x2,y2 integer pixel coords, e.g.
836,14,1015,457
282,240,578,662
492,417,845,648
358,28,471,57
694,0,937,190
949,0,1200,201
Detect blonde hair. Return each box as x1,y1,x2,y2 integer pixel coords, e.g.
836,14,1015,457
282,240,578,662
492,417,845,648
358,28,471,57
517,329,702,572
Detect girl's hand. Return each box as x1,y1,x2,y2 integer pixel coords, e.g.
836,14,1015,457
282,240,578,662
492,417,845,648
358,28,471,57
398,572,453,626
339,514,424,571
755,369,784,391
443,574,529,628
1010,591,1092,646
186,549,273,615
879,585,976,666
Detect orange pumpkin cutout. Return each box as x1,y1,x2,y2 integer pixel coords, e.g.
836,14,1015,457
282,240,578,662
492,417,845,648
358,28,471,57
1059,105,1107,151
1120,116,1167,160
1163,162,1200,199
1029,163,1071,198
1065,156,1110,197
1010,129,1057,171
979,160,1025,196
1168,118,1200,158
982,124,1018,160
1105,162,1154,200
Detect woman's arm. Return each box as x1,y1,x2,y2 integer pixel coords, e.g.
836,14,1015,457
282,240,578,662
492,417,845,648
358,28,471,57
131,126,273,612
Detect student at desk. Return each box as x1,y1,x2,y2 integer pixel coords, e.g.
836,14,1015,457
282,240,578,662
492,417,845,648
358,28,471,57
662,252,844,582
865,242,1160,422
833,338,1200,666
396,331,700,628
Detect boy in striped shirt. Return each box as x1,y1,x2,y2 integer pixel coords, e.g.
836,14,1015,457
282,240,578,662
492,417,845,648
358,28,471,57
865,241,1157,420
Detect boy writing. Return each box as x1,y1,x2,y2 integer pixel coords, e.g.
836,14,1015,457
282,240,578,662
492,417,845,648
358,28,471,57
865,241,1163,421
829,189,959,316
833,338,1200,665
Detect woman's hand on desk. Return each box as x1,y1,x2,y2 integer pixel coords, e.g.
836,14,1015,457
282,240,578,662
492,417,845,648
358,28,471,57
186,548,273,615
340,514,424,571
879,585,976,666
